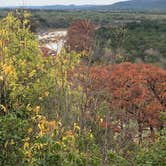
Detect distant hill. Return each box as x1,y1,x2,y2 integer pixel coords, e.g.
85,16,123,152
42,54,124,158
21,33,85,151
22,5,96,10
0,5,97,10
1,0,166,12
109,0,166,12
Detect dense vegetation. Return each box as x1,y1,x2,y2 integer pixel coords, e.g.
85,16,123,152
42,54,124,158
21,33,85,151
1,9,165,68
0,11,166,165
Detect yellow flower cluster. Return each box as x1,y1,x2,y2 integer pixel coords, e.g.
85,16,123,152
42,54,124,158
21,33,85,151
74,123,80,131
34,106,40,114
0,75,3,81
2,64,13,75
0,104,7,112
37,117,57,137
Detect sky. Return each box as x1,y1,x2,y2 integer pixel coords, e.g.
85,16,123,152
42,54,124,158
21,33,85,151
0,0,127,7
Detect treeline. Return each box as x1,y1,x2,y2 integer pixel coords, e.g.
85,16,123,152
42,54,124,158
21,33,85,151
17,9,165,69
66,19,166,69
1,9,166,29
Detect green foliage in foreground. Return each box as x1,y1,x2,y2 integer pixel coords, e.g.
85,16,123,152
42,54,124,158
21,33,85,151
0,12,101,166
0,13,165,166
136,131,166,166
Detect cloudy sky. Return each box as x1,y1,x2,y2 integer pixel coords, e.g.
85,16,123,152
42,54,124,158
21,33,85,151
1,0,127,7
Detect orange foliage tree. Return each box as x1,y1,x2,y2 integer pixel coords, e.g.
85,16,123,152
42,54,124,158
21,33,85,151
108,63,166,143
72,63,166,143
66,20,95,55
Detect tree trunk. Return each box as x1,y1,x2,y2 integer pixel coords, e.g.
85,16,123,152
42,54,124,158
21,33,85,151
150,125,155,142
138,122,143,144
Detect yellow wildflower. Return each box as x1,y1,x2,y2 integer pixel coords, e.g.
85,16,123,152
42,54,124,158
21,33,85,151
26,104,32,112
0,104,7,112
100,118,104,123
25,151,32,158
10,139,15,145
39,97,43,101
29,69,36,78
55,141,61,145
38,123,45,131
0,76,3,81
34,106,40,114
90,133,93,139
2,64,13,75
43,91,49,97
48,121,56,128
28,128,33,133
24,142,29,149
74,123,80,131
66,130,74,137
58,121,62,127
36,143,44,150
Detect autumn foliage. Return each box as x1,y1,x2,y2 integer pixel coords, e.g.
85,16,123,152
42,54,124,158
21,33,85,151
72,63,166,142
66,20,95,54
1,13,166,166
109,63,166,140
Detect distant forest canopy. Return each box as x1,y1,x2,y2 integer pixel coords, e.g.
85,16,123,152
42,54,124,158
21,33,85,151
0,9,166,30
0,9,165,69
1,9,165,68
